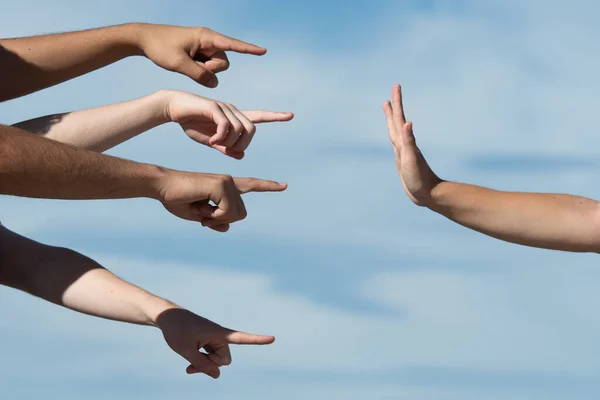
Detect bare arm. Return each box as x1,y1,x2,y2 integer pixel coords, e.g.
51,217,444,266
0,23,266,102
0,225,275,378
13,91,168,153
13,90,294,155
0,124,287,231
383,84,600,253
0,24,139,101
428,183,600,252
0,124,164,200
0,224,174,325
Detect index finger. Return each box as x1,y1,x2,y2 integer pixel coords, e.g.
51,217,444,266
224,329,276,345
234,178,288,194
242,110,295,124
391,84,406,130
211,32,267,55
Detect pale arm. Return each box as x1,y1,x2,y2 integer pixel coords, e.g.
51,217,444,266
13,90,295,156
429,182,600,252
0,225,275,378
13,91,169,152
0,225,177,325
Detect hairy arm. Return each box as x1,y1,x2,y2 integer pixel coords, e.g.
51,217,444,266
13,91,168,152
0,123,164,199
0,24,140,102
428,183,600,252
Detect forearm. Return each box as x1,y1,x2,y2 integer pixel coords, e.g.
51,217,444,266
0,23,140,101
429,181,600,252
13,91,169,152
61,263,180,326
0,226,179,326
0,124,164,200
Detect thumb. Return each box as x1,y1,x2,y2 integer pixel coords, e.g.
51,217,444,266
175,55,219,88
223,328,276,345
242,110,295,124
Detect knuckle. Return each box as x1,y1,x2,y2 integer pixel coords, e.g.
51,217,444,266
219,174,234,184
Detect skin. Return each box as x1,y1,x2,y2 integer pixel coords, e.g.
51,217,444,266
14,90,294,159
0,225,274,379
0,124,288,232
383,84,600,253
0,22,288,378
0,23,267,101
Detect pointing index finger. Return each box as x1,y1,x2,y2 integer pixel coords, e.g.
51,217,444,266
234,178,288,194
211,32,267,55
242,110,295,124
225,329,276,345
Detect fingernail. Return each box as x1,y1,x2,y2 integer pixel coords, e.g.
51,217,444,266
207,77,218,88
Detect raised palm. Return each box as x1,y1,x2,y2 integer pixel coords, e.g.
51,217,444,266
383,85,441,206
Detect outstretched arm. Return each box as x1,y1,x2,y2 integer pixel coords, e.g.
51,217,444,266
0,225,275,378
0,123,164,200
0,124,286,231
0,24,138,101
13,90,293,156
383,84,600,253
0,23,266,102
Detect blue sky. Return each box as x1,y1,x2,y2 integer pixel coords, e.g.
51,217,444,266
2,0,600,399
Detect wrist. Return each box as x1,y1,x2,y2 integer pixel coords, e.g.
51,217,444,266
139,163,171,201
149,90,174,125
101,23,146,58
140,294,183,328
152,90,178,124
427,180,453,213
123,23,148,57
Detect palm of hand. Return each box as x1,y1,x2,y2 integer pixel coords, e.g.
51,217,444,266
398,147,438,207
384,84,441,207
